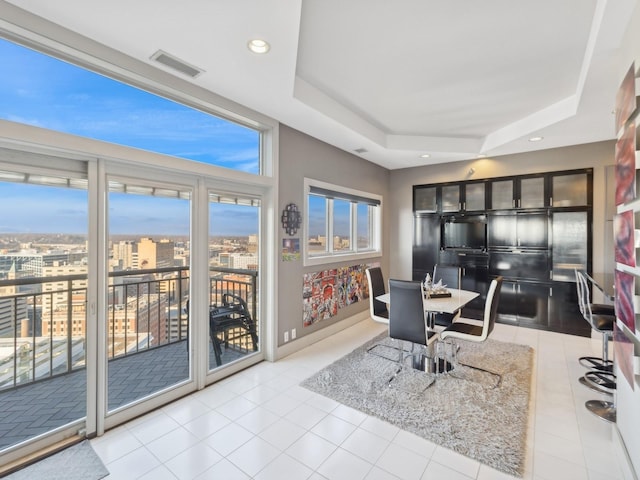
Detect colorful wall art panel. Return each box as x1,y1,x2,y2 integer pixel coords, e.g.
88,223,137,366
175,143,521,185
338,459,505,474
614,322,636,391
615,122,636,206
302,263,378,327
615,269,635,331
615,63,636,135
615,210,636,267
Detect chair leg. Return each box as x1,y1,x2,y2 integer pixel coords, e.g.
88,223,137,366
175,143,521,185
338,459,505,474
387,342,435,391
443,340,502,388
366,338,405,361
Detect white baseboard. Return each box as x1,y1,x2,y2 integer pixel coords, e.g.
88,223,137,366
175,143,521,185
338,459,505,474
275,310,370,360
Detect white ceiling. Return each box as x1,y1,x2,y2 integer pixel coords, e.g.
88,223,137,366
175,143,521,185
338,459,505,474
2,0,639,169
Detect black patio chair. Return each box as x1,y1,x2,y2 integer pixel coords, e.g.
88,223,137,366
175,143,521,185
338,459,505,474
209,293,258,366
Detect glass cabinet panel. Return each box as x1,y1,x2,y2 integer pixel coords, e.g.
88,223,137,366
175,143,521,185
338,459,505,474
441,185,460,212
520,177,545,208
464,182,485,211
552,211,588,281
491,180,514,209
414,186,438,212
552,173,588,207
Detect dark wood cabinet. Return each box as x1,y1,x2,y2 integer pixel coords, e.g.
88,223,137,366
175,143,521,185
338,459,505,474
413,168,592,336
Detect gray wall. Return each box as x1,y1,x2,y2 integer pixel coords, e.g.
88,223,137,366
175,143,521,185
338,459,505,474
388,140,615,281
277,124,390,346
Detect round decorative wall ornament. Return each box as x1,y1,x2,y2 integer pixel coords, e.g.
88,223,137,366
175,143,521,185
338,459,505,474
281,203,302,236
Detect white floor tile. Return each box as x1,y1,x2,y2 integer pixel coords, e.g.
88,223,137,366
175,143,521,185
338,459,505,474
317,447,373,480
258,417,307,451
431,446,481,479
146,426,201,462
311,414,358,446
286,432,338,470
163,442,222,480
285,402,329,430
128,412,181,444
375,443,430,480
226,436,280,477
182,410,231,439
83,320,634,480
91,427,142,464
204,422,254,456
254,453,313,480
104,446,161,479
341,428,391,464
422,460,475,479
234,405,280,434
194,458,250,480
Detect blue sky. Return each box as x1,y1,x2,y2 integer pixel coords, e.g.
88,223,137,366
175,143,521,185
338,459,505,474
0,38,260,236
0,39,260,173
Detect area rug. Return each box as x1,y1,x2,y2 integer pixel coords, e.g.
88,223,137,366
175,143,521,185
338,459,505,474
301,333,534,477
6,440,109,480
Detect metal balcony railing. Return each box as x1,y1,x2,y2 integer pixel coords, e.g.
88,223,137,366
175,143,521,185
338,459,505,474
0,266,258,391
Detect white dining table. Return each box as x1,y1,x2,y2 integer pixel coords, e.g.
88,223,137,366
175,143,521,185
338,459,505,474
376,288,479,314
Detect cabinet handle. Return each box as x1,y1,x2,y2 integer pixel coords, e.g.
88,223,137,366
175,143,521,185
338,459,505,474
549,197,552,206
549,287,553,297
462,202,465,210
518,199,521,208
512,199,515,208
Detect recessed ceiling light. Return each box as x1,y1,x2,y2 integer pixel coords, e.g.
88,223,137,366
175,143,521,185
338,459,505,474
419,154,430,158
528,136,543,142
247,39,270,54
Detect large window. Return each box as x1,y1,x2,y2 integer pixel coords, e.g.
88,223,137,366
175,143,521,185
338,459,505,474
0,38,261,174
305,179,381,265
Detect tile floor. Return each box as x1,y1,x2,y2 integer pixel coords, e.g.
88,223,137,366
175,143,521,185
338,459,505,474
91,319,628,480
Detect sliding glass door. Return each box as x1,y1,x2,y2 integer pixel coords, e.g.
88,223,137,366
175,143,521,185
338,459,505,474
207,191,261,372
106,178,192,415
0,164,89,456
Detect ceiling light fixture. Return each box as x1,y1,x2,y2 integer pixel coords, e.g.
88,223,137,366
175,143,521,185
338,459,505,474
247,39,270,54
419,154,430,159
528,136,544,142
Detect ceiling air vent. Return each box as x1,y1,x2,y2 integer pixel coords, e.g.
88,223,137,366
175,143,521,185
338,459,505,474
150,50,204,78
354,148,368,154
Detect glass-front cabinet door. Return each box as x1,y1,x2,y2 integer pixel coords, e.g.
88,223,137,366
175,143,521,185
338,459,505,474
491,179,514,209
552,172,589,207
441,185,460,212
464,182,485,211
519,176,545,209
413,185,438,212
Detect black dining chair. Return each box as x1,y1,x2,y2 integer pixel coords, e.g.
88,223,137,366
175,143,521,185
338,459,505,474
439,276,503,387
366,267,389,325
387,279,438,388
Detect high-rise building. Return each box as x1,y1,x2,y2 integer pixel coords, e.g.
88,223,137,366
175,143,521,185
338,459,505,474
137,238,174,269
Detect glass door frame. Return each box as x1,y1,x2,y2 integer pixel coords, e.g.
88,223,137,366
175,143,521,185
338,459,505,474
202,178,270,384
99,163,199,433
0,139,277,464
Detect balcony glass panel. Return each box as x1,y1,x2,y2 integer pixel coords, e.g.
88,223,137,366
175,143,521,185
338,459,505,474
0,170,88,450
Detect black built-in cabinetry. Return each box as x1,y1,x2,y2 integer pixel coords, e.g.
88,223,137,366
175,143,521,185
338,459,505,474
412,168,592,336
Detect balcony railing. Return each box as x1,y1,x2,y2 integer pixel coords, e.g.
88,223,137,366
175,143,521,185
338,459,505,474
0,266,258,391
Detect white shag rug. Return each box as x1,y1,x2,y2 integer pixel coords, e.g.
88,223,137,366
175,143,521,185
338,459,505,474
301,333,534,477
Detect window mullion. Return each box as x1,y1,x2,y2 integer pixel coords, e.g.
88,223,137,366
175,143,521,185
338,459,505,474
327,198,334,254
350,202,357,253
